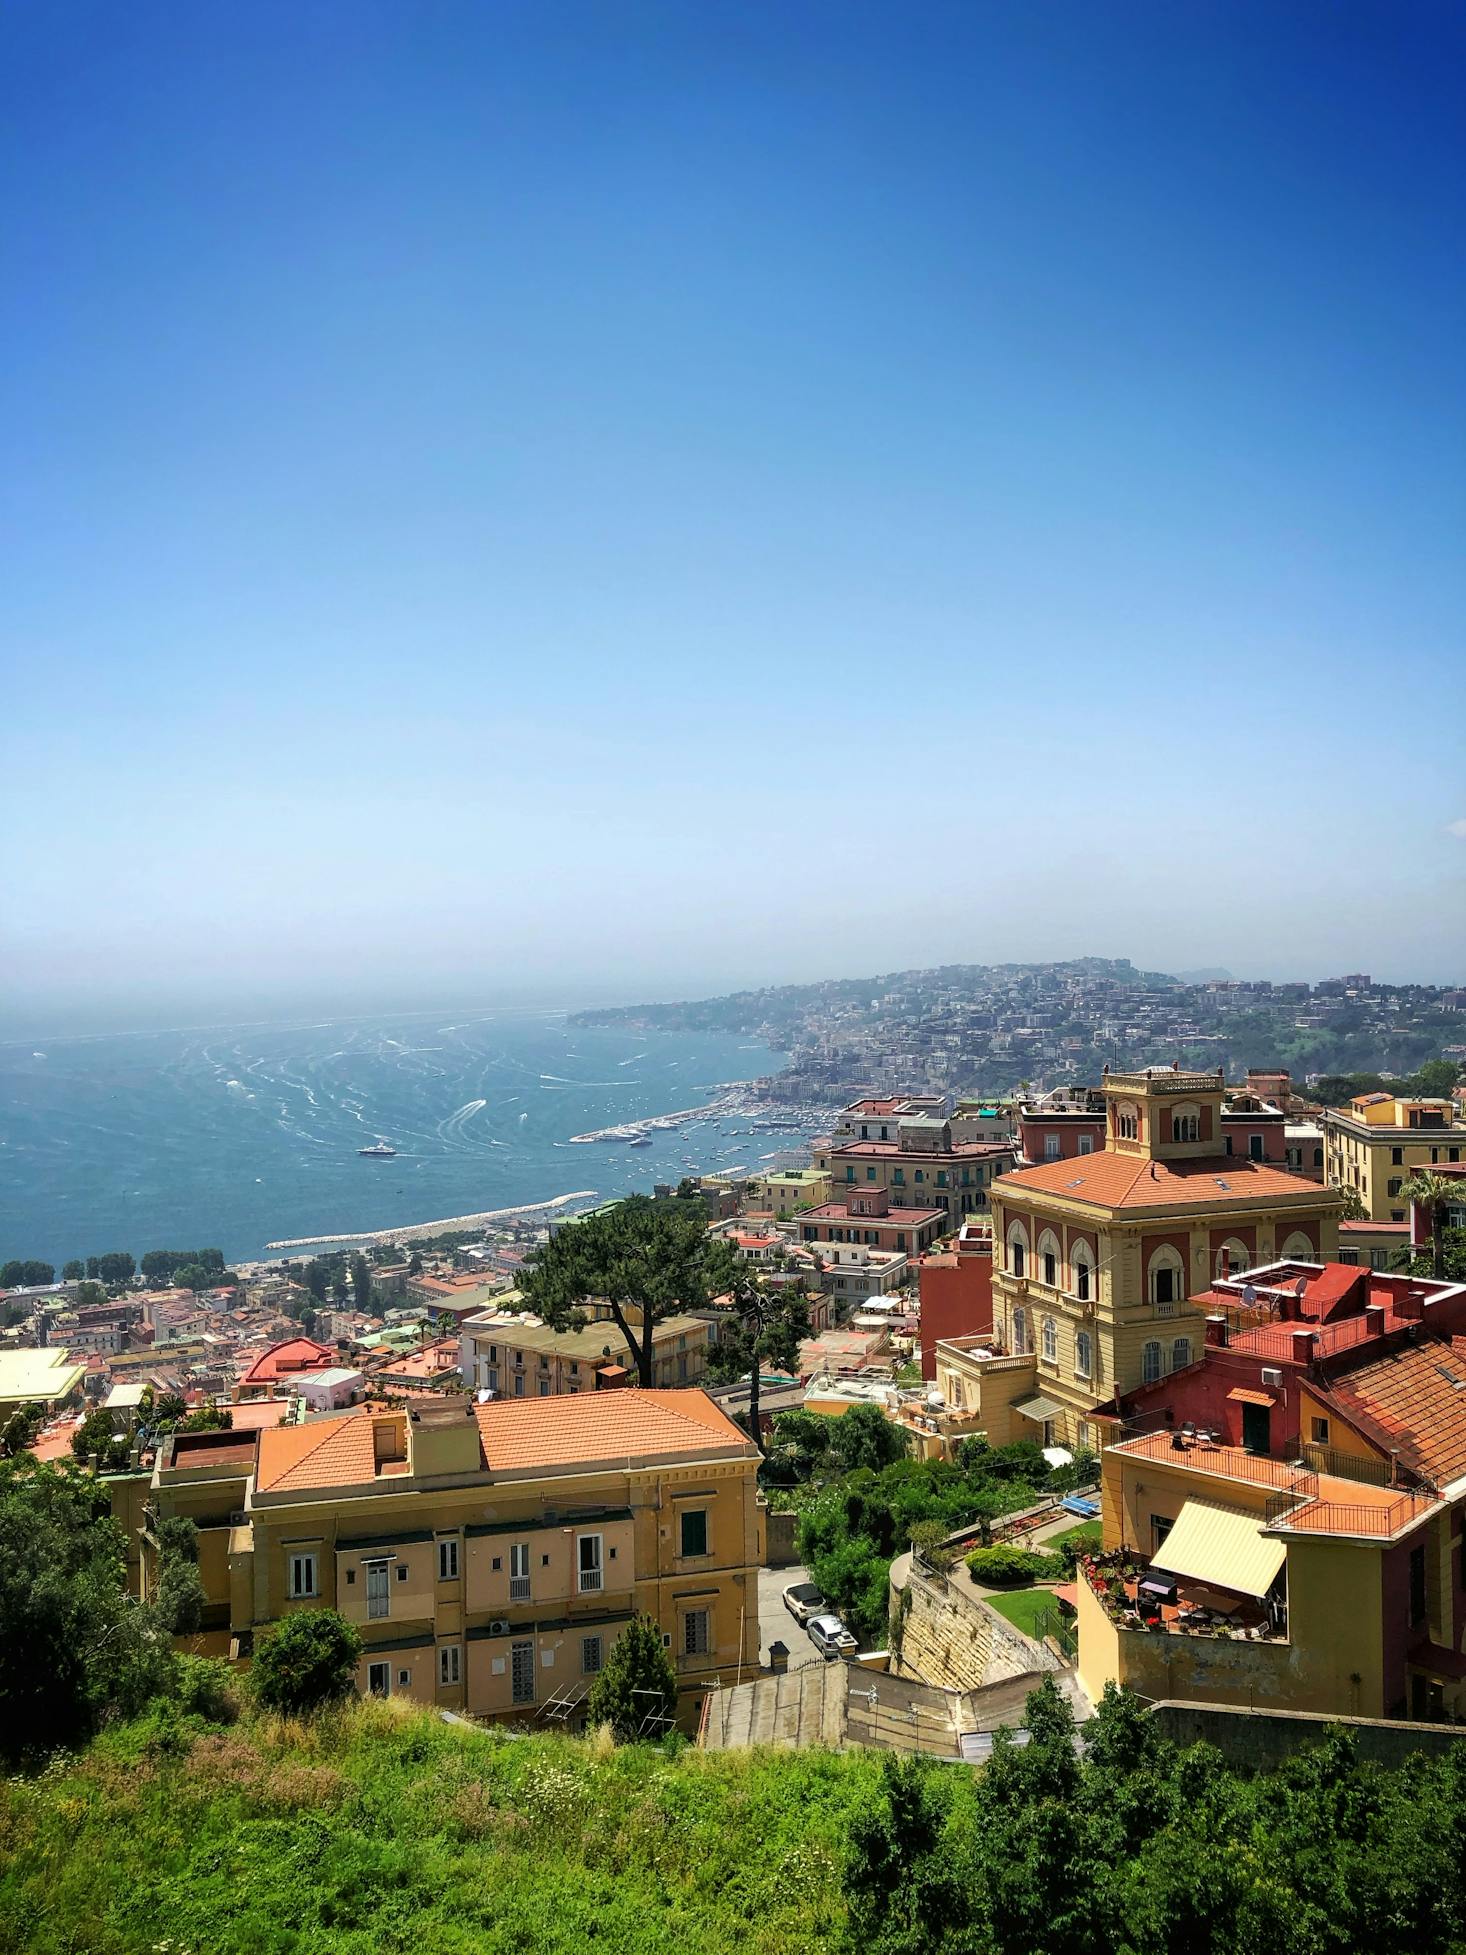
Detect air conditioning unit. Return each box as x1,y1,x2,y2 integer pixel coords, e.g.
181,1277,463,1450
1260,1368,1283,1388
488,1618,510,1636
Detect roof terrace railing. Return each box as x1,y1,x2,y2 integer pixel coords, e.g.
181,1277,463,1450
1264,1489,1427,1538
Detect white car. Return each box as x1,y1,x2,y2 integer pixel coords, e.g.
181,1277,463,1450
807,1613,858,1659
782,1581,826,1626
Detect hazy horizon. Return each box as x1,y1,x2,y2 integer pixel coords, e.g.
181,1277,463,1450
5,4,1464,1012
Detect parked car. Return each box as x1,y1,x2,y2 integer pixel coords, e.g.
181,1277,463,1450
807,1614,858,1659
782,1581,826,1626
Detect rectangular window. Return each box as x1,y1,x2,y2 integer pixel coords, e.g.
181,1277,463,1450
683,1609,710,1656
513,1371,525,1396
509,1541,531,1601
1249,1134,1264,1161
366,1561,390,1619
680,1508,709,1558
289,1551,318,1600
539,1380,551,1396
438,1539,459,1582
439,1645,461,1687
582,1634,604,1675
1077,1134,1093,1155
1044,1134,1061,1162
367,1661,390,1697
1043,1252,1056,1287
511,1639,535,1704
1392,1147,1404,1166
1310,1417,1330,1445
578,1533,604,1593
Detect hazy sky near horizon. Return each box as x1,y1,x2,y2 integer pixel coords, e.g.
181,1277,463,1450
4,2,1464,1031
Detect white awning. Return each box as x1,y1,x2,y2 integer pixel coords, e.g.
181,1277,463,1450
1149,1497,1286,1598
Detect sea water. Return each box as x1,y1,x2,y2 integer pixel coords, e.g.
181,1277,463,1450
0,1010,788,1268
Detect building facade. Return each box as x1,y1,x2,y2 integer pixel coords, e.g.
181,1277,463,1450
1322,1095,1466,1221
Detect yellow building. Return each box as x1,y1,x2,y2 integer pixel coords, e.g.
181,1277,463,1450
1322,1094,1466,1220
975,1068,1342,1455
748,1168,831,1219
144,1389,762,1725
458,1305,710,1395
1077,1427,1446,1722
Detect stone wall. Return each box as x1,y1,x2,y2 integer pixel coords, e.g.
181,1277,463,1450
891,1561,1059,1694
763,1507,799,1568
1149,1698,1466,1771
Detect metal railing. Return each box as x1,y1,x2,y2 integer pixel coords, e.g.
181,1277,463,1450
509,1576,531,1602
1265,1490,1424,1538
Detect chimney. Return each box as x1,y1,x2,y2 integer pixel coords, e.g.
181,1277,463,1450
1290,1328,1317,1365
1219,1245,1230,1280
1205,1314,1228,1349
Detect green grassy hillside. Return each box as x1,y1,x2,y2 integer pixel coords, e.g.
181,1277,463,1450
0,1699,892,1955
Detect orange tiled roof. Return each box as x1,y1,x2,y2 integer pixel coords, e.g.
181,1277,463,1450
993,1152,1328,1212
1326,1338,1466,1488
476,1388,752,1472
256,1414,380,1494
240,1337,337,1386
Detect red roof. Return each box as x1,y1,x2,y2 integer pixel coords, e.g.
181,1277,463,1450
804,1203,945,1226
240,1337,336,1387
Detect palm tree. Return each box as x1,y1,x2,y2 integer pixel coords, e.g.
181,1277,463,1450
1398,1169,1459,1281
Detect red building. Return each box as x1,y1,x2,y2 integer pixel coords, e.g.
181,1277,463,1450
799,1187,946,1257
917,1224,994,1380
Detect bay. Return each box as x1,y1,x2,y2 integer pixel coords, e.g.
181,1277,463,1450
0,1011,791,1269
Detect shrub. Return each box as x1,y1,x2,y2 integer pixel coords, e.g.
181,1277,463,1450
172,1653,238,1723
250,1609,362,1716
965,1544,1063,1587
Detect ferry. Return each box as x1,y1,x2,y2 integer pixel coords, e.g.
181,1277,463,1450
358,1141,397,1158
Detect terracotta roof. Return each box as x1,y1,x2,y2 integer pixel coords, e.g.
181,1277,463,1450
256,1413,380,1493
805,1203,945,1225
1327,1338,1466,1488
240,1337,337,1386
992,1152,1328,1212
476,1388,752,1472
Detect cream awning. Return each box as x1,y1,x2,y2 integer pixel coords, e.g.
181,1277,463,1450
1011,1392,1063,1422
1149,1497,1287,1598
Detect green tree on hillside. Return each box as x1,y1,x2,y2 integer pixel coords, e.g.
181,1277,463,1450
1398,1169,1461,1281
519,1196,735,1388
705,1272,809,1454
586,1615,678,1741
305,1259,330,1303
250,1610,362,1716
351,1253,374,1314
153,1515,207,1636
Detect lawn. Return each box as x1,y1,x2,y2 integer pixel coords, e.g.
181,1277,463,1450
1045,1519,1102,1555
984,1585,1061,1641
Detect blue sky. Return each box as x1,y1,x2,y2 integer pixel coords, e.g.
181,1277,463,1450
4,1,1463,1027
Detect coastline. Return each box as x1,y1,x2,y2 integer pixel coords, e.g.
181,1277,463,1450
263,1189,599,1252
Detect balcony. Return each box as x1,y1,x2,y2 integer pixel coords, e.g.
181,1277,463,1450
509,1576,531,1602
578,1568,603,1594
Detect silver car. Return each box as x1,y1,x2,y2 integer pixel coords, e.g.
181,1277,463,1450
807,1613,858,1659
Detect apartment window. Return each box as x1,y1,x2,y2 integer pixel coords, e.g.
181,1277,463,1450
398,1669,410,1687
1153,1265,1176,1306
1451,1149,1460,1164
539,1380,551,1396
1310,1416,1330,1445
1142,1341,1163,1385
582,1635,604,1676
1388,1178,1403,1198
1075,1258,1091,1303
1041,1317,1057,1363
511,1640,535,1704
484,1367,499,1393
1043,1251,1056,1287
513,1372,525,1396
1075,1330,1092,1378
1011,1306,1027,1354
288,1551,318,1600
893,1168,905,1185
683,1609,710,1657
1392,1147,1404,1166
366,1561,390,1620
1077,1134,1094,1155
680,1508,709,1558
578,1533,604,1593
509,1541,531,1602
397,1564,408,1582
438,1645,461,1688
1171,1336,1191,1372
1011,1241,1025,1278
1044,1134,1061,1162
367,1661,390,1698
867,1166,877,1182
1151,1513,1174,1551
1249,1134,1264,1162
438,1539,459,1582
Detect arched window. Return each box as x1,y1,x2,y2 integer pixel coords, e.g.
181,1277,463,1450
1042,1316,1057,1363
1280,1231,1315,1261
1073,1246,1093,1303
1115,1102,1139,1142
1075,1330,1092,1378
1142,1340,1163,1384
1148,1246,1186,1307
1218,1238,1250,1279
1171,1336,1191,1372
1007,1220,1028,1278
1011,1307,1028,1355
1037,1229,1060,1289
1170,1104,1200,1143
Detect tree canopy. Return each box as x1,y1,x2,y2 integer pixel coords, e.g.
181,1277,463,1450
518,1196,735,1387
1,1260,56,1288
585,1614,678,1741
250,1609,363,1716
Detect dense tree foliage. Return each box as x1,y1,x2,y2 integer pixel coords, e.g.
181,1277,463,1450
844,1677,1466,1955
585,1614,679,1741
0,1260,56,1288
0,1456,173,1760
153,1515,207,1636
86,1251,137,1284
250,1609,363,1716
139,1248,225,1283
703,1271,810,1453
1308,1060,1462,1107
519,1195,736,1387
350,1252,374,1313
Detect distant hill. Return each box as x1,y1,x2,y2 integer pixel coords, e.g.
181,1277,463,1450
1174,967,1234,982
